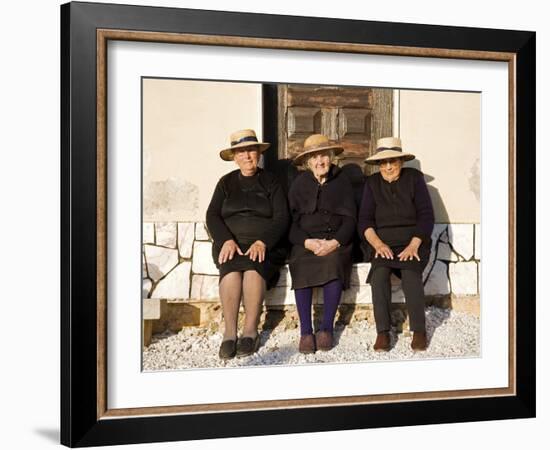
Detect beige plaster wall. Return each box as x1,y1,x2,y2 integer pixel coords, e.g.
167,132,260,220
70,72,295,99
398,90,480,223
143,79,262,222
143,81,480,225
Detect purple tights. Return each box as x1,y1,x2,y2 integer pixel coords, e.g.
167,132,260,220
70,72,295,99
294,279,343,336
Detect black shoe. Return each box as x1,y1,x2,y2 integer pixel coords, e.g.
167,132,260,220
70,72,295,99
218,339,237,360
236,335,260,357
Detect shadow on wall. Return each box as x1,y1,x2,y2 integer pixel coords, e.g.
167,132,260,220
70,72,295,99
407,159,450,223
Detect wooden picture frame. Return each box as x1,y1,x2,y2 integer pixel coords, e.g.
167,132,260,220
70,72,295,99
61,1,535,446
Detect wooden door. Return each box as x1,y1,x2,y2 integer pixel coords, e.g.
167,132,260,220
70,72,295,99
277,84,393,170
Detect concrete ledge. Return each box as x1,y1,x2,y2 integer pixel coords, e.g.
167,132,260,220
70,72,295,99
146,295,479,335
143,298,161,320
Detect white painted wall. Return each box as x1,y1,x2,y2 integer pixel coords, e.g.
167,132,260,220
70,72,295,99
399,90,481,223
143,79,262,221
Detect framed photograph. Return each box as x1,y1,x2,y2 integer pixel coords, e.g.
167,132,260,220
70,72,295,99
61,1,535,447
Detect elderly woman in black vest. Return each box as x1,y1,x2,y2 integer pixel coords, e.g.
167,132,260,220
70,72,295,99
288,134,356,353
206,129,289,360
358,137,435,352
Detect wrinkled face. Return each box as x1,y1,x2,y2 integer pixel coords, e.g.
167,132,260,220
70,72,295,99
233,147,259,174
378,157,403,182
306,150,332,178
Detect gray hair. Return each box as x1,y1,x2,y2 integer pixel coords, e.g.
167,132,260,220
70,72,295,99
302,149,335,171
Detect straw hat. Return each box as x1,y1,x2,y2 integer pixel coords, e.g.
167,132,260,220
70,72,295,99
365,137,415,165
292,134,344,165
219,129,270,161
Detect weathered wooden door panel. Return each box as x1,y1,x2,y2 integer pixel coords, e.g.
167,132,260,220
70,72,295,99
278,84,393,169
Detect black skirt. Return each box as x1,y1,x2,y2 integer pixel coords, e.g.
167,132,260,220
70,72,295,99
365,243,431,283
213,240,287,290
288,243,353,290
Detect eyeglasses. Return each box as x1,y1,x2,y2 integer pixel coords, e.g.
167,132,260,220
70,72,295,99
378,158,401,166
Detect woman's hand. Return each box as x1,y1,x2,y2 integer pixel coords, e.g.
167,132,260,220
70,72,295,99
374,242,394,260
218,239,243,264
397,238,422,261
245,240,266,262
315,239,340,257
365,228,393,260
304,238,322,253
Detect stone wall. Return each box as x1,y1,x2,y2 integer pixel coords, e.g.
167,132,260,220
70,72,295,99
142,221,480,305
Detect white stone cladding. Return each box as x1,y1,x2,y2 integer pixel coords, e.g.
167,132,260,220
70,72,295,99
141,221,480,304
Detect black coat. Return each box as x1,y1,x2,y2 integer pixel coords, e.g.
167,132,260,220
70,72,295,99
287,165,357,290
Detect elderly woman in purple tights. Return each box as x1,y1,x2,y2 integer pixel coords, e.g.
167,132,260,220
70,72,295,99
287,134,357,353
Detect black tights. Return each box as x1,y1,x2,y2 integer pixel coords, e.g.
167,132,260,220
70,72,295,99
370,267,426,333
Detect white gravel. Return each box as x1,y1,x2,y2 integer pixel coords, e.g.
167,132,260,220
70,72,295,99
143,306,479,371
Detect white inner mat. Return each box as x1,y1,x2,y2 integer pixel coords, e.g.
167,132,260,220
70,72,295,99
107,40,509,409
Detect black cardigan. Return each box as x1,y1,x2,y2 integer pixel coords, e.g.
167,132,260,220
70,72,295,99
357,167,435,244
288,165,357,246
205,168,289,250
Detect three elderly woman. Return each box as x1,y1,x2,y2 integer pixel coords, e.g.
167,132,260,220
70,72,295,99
207,129,434,358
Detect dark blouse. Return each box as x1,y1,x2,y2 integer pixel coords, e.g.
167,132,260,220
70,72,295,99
357,167,434,246
206,168,289,251
289,165,357,246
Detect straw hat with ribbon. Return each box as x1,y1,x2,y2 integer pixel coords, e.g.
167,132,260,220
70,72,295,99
365,137,415,165
219,129,270,161
292,134,344,166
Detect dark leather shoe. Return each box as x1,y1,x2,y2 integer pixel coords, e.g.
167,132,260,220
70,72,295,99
411,331,427,351
218,340,237,359
299,334,316,354
316,331,333,351
373,332,391,352
236,335,260,357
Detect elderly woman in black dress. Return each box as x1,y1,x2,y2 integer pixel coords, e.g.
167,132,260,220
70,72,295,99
206,129,289,359
288,134,357,353
358,137,435,352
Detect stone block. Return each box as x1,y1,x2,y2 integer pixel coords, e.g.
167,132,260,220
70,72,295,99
192,242,219,275
144,245,179,282
265,286,294,306
449,262,478,295
151,262,192,299
143,222,155,244
423,224,448,282
424,260,450,296
276,266,292,287
177,222,194,258
437,242,459,262
448,224,474,261
155,222,177,248
142,253,148,278
190,275,219,300
474,223,481,260
391,285,406,304
432,223,448,242
350,263,371,286
142,278,152,298
143,298,161,320
195,222,210,241
343,285,372,304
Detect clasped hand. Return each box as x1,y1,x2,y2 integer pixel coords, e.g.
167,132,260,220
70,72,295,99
305,238,339,257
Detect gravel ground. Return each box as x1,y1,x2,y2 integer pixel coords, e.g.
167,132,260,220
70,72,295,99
143,306,479,371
